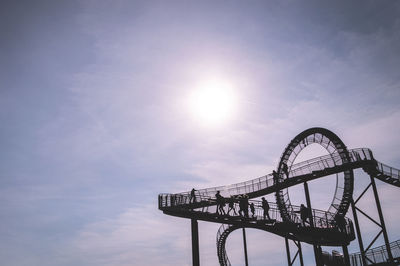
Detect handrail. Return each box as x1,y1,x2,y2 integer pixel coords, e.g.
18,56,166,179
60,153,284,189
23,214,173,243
321,240,400,265
159,192,354,237
159,148,399,202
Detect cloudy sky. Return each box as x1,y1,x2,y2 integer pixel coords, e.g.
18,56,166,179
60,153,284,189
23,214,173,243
1,1,400,265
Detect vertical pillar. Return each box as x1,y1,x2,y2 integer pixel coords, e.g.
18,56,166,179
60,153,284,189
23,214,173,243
191,219,200,266
303,182,313,227
351,200,367,266
370,176,394,263
285,237,291,266
242,228,249,266
342,245,350,266
304,182,323,266
298,241,304,266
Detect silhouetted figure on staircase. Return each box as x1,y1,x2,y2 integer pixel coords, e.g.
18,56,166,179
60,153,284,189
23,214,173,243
261,197,271,220
215,191,226,215
334,215,346,233
238,195,249,218
296,204,310,226
243,195,249,218
227,196,237,215
190,188,197,203
272,170,278,179
250,202,255,217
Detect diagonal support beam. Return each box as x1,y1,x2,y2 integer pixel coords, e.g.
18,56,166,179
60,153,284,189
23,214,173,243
370,176,394,263
354,206,382,227
285,238,304,266
365,230,383,252
352,174,395,265
355,183,372,205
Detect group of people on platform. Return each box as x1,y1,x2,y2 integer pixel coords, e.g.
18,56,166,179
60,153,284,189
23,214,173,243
214,191,272,220
295,204,347,232
188,188,346,232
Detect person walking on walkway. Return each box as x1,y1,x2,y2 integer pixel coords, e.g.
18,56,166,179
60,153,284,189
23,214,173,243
243,195,249,218
215,191,226,215
334,215,346,233
227,196,237,215
189,188,197,203
250,202,255,218
297,204,310,226
261,197,271,220
272,170,282,183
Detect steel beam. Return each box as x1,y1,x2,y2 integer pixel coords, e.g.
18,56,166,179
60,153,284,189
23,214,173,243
351,199,367,266
285,237,291,266
191,219,200,266
342,245,350,266
304,182,323,266
242,227,249,266
370,176,394,263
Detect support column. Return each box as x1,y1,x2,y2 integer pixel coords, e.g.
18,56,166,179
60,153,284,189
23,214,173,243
285,238,291,266
304,182,323,266
351,200,367,266
303,182,314,227
242,228,249,266
297,241,304,266
342,245,350,266
191,219,200,266
370,176,394,263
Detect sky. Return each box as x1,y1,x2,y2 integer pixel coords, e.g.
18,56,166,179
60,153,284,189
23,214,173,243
1,0,400,265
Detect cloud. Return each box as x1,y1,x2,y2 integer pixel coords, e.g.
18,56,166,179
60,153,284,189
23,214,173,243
65,205,192,266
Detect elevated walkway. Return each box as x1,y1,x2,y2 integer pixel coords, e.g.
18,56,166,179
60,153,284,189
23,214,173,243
160,148,399,209
160,195,355,246
158,146,400,264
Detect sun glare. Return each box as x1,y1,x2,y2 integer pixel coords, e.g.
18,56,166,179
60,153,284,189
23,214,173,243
188,79,237,126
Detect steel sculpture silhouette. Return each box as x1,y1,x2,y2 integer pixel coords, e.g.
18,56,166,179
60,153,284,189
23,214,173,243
158,127,400,266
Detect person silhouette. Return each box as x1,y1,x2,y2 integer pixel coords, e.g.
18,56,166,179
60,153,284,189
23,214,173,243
261,197,271,220
272,170,281,183
243,195,249,218
227,196,237,215
215,191,226,215
297,204,310,226
250,202,255,218
190,188,196,203
334,215,346,233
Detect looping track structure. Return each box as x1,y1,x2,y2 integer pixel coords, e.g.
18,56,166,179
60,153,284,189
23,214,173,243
275,127,354,223
158,127,400,265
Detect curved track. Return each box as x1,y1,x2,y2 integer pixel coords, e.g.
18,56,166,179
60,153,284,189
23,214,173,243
275,127,354,223
158,128,400,265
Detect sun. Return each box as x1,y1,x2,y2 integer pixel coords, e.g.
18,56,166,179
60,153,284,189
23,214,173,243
188,79,237,126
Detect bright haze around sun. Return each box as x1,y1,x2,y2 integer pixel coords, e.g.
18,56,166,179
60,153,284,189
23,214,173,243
187,77,238,127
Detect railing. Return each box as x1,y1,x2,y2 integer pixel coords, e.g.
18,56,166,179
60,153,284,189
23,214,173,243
349,240,400,265
159,148,376,203
159,147,400,264
159,192,354,237
374,161,400,180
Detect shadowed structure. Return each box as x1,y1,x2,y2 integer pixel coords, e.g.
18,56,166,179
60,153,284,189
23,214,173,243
158,128,400,266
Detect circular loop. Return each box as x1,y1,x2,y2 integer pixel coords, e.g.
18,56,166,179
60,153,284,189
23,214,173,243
275,127,354,222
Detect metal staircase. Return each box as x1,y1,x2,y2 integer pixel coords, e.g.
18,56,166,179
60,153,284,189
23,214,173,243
158,147,399,265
